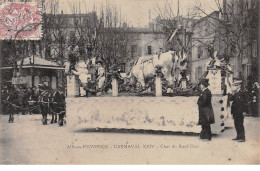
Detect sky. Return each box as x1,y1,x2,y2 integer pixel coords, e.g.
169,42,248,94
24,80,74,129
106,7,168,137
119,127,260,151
49,0,220,27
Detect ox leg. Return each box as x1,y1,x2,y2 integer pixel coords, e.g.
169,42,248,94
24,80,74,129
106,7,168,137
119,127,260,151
54,114,57,123
140,77,147,91
50,113,54,124
136,75,146,92
58,113,64,126
140,78,146,88
8,113,14,123
8,113,11,123
42,108,48,125
8,105,14,123
43,114,47,125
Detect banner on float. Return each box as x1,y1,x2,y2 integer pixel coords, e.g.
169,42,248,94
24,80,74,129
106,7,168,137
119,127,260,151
12,77,27,84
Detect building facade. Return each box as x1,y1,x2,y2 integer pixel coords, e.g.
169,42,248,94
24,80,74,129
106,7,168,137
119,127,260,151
190,11,221,83
190,0,259,86
43,13,167,74
123,27,167,73
221,0,259,86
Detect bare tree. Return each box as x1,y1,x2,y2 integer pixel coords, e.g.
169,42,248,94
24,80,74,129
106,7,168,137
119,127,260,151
42,0,71,65
67,4,99,62
96,3,131,68
153,0,201,53
193,0,258,82
67,1,131,69
0,0,43,78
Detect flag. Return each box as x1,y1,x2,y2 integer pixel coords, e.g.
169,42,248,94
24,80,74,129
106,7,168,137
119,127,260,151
165,28,178,44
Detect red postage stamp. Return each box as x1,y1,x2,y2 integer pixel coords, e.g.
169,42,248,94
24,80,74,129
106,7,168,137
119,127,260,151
0,2,42,40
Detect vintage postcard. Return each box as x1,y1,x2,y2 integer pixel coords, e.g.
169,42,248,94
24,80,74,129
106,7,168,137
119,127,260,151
0,0,259,164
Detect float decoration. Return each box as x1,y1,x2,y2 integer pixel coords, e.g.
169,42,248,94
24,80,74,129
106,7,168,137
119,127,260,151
66,49,233,134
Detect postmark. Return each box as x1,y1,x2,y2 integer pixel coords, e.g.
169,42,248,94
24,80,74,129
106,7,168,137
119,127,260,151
0,2,42,40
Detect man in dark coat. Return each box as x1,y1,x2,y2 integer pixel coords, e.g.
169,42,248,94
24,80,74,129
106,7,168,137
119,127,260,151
250,82,259,117
27,87,38,114
57,85,66,126
197,78,215,141
6,87,18,123
21,88,29,115
229,80,247,142
38,84,49,125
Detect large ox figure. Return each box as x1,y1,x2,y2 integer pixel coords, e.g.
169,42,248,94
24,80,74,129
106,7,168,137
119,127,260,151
127,50,177,91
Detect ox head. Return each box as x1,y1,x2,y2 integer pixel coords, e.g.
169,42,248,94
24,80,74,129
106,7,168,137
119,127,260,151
156,50,176,87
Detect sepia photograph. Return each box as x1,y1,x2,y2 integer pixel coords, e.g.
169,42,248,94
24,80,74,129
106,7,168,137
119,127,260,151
0,0,259,165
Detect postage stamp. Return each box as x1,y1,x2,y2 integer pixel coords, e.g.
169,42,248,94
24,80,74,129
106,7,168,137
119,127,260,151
0,2,42,40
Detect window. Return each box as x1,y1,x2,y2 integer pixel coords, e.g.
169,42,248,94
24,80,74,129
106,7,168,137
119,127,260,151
70,31,76,43
45,46,51,59
131,45,137,58
74,18,79,25
83,18,88,26
231,64,234,73
119,63,126,73
243,64,251,77
231,64,239,78
196,66,202,81
148,46,152,55
247,64,251,77
32,43,36,55
252,41,257,57
197,46,202,59
130,62,134,67
204,47,209,59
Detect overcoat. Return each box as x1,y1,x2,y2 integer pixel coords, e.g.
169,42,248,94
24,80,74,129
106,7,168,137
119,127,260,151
229,89,247,117
197,88,215,125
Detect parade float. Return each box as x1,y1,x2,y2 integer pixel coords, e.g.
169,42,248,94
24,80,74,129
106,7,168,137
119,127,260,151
66,50,233,134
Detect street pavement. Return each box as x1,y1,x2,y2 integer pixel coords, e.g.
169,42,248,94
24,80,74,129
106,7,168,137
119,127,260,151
0,114,259,164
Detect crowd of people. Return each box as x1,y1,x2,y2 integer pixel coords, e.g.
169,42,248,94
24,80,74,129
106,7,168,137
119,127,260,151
1,84,66,126
1,85,38,115
244,82,260,117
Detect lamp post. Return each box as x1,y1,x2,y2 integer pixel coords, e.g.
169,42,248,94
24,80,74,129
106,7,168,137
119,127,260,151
31,42,35,87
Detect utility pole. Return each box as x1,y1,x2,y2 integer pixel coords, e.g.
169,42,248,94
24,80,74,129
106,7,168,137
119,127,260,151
177,0,180,26
32,41,35,87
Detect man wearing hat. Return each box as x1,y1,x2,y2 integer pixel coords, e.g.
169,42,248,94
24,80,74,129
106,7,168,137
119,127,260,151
51,85,66,126
197,78,215,141
38,84,49,125
229,80,247,142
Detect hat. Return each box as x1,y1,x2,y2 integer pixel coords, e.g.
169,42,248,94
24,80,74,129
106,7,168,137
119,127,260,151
38,84,46,89
200,78,210,87
96,60,103,64
232,80,242,86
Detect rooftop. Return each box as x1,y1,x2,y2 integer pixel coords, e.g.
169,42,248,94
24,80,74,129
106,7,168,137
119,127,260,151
17,57,61,67
1,57,64,70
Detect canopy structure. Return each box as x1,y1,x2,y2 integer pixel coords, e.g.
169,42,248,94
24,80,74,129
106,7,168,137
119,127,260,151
1,56,65,70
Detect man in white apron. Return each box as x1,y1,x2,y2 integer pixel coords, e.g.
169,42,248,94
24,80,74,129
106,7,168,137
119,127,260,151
97,61,105,91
